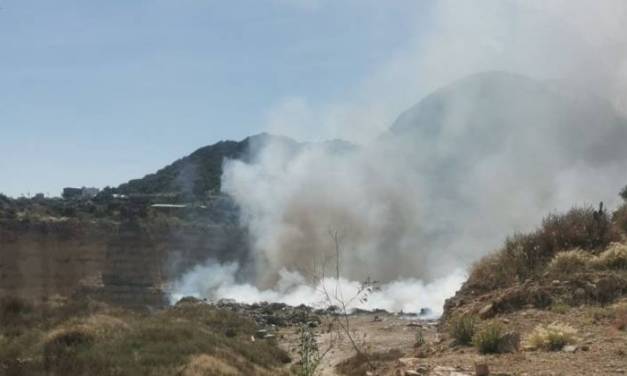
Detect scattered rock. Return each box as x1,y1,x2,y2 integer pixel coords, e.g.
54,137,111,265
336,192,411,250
431,366,472,376
475,361,490,376
562,345,577,353
405,371,422,376
479,303,496,319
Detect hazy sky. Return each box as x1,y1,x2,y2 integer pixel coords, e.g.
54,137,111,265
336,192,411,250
0,0,434,197
0,0,430,195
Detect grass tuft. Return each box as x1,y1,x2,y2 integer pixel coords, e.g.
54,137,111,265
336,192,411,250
525,322,577,351
472,321,510,354
449,314,478,345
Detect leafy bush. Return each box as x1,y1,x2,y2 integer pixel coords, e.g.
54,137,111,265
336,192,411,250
449,314,478,345
472,322,508,354
525,322,577,351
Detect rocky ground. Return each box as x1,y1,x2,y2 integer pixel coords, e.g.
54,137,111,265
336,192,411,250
197,297,625,375
276,304,626,376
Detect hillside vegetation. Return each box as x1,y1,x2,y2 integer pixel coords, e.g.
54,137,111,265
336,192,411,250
443,190,627,326
0,298,290,376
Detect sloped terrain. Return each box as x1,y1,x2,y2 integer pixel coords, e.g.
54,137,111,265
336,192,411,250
0,297,291,376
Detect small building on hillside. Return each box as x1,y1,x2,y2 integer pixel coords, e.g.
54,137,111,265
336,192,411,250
62,187,100,200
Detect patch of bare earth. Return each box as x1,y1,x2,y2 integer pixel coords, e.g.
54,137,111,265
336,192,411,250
279,304,626,376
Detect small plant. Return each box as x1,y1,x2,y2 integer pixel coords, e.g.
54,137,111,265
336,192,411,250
588,306,614,323
414,327,425,347
550,302,570,314
472,322,507,354
296,323,322,376
449,314,478,345
525,322,577,351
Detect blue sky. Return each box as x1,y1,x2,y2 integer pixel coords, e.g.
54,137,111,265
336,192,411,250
0,0,434,197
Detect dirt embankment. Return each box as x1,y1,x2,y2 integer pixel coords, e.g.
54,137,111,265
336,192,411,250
0,219,246,309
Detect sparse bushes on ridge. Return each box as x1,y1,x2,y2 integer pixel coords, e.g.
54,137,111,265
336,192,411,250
468,206,619,292
449,314,478,345
525,322,577,351
545,243,627,278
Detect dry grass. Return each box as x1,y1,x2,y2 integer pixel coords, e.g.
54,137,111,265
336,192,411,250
468,206,621,292
0,298,290,376
335,349,403,376
472,321,504,354
449,314,478,345
591,243,627,270
610,302,627,331
546,249,591,278
525,322,578,351
181,354,241,376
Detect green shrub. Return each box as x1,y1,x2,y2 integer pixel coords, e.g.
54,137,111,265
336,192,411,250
472,322,507,354
449,314,478,345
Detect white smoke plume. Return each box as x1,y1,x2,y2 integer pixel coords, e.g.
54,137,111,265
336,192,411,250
170,260,466,317
171,1,627,314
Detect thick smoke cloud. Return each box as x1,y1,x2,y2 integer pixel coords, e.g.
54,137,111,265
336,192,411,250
172,1,627,313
